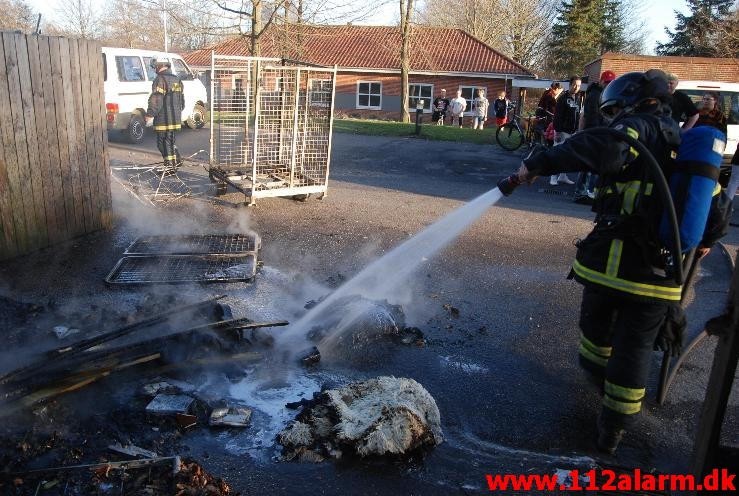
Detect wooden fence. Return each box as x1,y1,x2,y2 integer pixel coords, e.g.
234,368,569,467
0,32,111,261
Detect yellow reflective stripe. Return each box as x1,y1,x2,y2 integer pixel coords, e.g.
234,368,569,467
606,239,623,277
154,124,182,131
580,333,612,356
713,183,721,196
164,154,178,160
624,127,639,139
156,86,166,94
579,345,609,367
605,381,645,401
572,259,682,300
617,181,653,214
603,395,641,415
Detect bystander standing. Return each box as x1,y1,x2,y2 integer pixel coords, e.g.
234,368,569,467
432,89,450,126
573,70,616,204
449,89,467,128
550,75,581,186
666,73,699,130
472,89,489,130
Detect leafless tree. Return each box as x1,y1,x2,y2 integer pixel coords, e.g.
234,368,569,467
0,0,37,33
399,0,414,123
419,0,554,69
54,0,103,39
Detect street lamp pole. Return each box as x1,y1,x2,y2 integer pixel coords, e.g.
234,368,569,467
163,0,169,52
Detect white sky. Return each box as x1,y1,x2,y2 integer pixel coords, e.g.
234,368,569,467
30,0,689,54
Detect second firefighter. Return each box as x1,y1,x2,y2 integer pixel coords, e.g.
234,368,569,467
146,58,185,169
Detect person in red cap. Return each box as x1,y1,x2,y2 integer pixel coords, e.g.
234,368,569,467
573,70,617,204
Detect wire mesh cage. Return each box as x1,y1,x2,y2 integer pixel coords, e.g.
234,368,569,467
210,54,336,204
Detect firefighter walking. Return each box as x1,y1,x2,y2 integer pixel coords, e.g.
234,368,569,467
145,58,185,169
509,70,729,454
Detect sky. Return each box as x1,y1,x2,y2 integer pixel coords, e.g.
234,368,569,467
30,0,690,54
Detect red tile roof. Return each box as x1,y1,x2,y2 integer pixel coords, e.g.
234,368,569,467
184,25,533,76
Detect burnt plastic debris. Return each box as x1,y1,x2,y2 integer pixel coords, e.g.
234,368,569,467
299,346,321,366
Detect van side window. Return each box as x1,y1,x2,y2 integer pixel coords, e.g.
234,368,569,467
102,53,107,82
143,57,157,81
172,59,193,81
116,56,145,82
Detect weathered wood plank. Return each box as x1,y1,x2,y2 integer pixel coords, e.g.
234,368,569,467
58,37,85,236
0,38,21,258
86,40,112,228
77,39,100,230
3,32,40,251
14,33,48,250
37,36,68,241
48,37,76,238
26,35,59,244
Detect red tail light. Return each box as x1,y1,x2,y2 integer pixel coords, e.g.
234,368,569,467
106,103,119,113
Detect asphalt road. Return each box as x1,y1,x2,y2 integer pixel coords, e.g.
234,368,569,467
3,130,738,494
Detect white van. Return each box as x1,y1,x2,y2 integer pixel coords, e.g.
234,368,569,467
102,47,208,143
676,80,739,164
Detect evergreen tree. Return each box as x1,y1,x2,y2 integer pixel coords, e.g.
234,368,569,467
549,0,633,77
656,0,735,56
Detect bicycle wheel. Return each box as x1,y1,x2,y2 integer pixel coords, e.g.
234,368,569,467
496,123,524,151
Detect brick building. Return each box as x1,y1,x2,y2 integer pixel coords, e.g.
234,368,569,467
584,52,739,83
184,25,534,119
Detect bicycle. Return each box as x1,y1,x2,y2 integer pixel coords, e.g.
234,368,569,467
495,102,550,152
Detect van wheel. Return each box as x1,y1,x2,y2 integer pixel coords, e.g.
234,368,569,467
186,104,206,129
125,115,145,143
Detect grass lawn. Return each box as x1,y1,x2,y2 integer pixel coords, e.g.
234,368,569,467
333,118,499,145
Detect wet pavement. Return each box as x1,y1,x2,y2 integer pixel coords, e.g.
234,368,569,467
2,130,738,494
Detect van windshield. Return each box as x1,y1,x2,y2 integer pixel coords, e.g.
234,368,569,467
681,89,739,126
172,59,194,80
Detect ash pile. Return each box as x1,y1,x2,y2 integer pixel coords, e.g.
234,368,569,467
278,376,443,463
0,294,284,495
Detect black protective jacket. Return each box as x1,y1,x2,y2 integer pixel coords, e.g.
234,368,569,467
146,69,185,132
553,90,580,134
524,109,728,303
581,82,605,129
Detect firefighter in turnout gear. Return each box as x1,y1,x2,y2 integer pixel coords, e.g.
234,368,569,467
145,58,185,169
513,69,730,454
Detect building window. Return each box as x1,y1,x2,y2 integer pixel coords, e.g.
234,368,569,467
357,81,382,109
408,83,433,112
308,79,332,108
460,86,487,115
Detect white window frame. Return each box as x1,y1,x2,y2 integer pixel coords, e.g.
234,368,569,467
308,78,332,108
459,85,487,116
408,83,433,113
356,80,382,110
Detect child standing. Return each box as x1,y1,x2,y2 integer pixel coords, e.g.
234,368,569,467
449,89,467,128
472,88,489,130
493,91,509,127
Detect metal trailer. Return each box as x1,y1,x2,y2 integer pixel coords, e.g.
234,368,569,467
209,53,337,205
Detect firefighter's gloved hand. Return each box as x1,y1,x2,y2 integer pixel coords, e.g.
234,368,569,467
145,116,154,127
654,305,687,357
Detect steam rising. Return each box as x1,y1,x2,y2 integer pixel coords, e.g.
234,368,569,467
274,187,504,355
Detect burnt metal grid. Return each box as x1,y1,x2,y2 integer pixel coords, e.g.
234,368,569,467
105,254,257,285
124,234,261,255
209,54,337,205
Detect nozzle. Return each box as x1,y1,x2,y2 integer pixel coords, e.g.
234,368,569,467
497,174,522,196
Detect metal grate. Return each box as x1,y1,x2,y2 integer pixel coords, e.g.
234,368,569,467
124,234,260,255
105,255,257,285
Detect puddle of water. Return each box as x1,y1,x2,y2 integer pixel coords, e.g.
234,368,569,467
439,355,489,374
